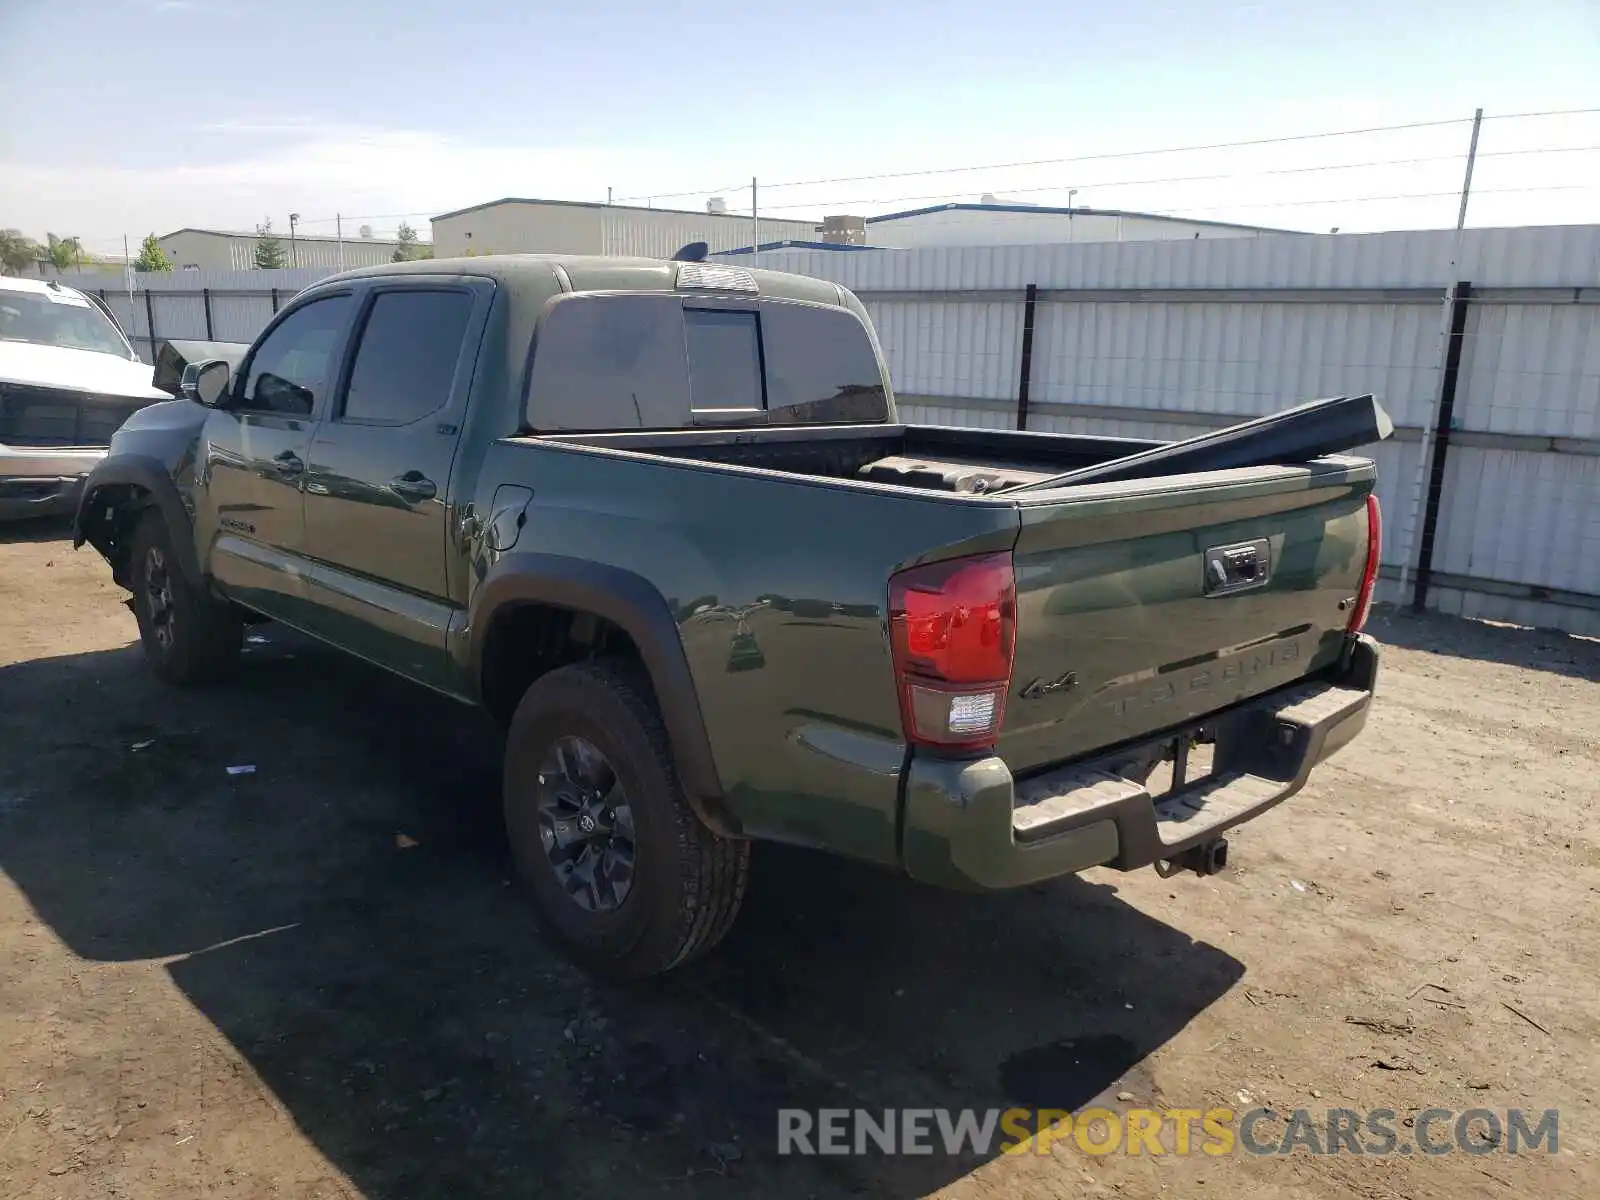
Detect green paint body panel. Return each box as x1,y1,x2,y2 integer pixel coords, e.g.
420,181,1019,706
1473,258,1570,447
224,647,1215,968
464,436,1015,863
1001,464,1372,773
83,254,1382,890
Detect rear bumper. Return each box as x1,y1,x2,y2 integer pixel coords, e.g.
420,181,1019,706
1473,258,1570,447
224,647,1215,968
0,445,107,520
901,635,1380,890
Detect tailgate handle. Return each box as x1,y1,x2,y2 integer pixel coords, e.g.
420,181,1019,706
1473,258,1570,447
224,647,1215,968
1204,539,1271,595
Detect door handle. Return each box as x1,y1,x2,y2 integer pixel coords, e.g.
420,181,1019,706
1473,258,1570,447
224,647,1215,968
271,451,304,476
390,471,437,502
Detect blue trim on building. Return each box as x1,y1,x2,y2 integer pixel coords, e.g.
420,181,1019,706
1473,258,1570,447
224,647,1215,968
863,202,1303,236
715,239,884,255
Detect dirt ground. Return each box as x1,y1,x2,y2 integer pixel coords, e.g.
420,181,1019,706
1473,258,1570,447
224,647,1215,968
1,516,1596,1200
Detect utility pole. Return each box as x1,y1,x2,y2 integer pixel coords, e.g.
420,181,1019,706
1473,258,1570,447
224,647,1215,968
751,176,758,255
289,212,301,269
336,213,344,270
122,233,134,323
1396,107,1484,608
607,186,613,205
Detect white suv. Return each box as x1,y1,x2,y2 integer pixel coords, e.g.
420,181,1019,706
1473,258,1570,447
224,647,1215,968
1,276,168,520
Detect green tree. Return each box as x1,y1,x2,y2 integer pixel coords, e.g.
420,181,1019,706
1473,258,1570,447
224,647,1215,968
391,221,433,262
46,233,85,271
133,233,173,273
253,219,287,269
0,228,45,274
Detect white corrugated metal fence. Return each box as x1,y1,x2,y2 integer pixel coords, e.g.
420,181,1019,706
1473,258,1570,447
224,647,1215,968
730,227,1600,635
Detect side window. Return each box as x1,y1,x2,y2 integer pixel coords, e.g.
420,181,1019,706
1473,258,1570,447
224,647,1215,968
525,294,690,430
685,309,763,412
760,301,888,424
341,290,474,425
241,295,352,416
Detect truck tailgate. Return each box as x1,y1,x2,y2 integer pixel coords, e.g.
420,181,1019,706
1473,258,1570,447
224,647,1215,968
999,459,1374,776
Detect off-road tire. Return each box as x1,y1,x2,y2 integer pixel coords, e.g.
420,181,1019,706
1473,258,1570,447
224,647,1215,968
503,659,749,979
129,510,243,685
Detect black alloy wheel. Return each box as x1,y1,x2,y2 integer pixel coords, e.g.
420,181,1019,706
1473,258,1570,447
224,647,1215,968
535,735,637,912
143,543,176,651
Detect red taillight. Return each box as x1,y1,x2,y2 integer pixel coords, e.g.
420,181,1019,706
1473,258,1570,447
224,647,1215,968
1349,493,1382,633
889,552,1016,750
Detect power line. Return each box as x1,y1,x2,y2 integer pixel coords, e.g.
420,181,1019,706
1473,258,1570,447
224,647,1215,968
1482,105,1600,122
758,182,1592,224
298,154,1599,233
291,211,439,227
608,105,1600,207
752,145,1600,214
248,110,1600,231
113,108,1600,241
1129,183,1596,217
607,116,1469,204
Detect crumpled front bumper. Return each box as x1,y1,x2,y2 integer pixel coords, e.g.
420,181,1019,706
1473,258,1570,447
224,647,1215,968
901,635,1381,890
0,444,108,520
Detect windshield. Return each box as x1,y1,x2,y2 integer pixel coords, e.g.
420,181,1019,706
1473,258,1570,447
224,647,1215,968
0,288,133,358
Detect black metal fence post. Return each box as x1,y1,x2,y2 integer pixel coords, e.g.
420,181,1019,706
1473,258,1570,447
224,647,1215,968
270,288,280,314
143,288,158,363
1412,280,1473,612
1016,282,1038,430
203,287,214,339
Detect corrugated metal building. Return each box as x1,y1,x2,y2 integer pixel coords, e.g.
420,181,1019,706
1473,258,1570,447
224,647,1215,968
861,202,1302,248
159,228,408,272
429,198,817,260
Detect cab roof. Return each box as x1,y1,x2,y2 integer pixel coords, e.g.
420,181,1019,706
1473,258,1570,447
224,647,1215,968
331,253,845,307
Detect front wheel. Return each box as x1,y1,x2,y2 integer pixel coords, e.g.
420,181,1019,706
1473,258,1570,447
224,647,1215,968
129,511,242,685
503,660,749,979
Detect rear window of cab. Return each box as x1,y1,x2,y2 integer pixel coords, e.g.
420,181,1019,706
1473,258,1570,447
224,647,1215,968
524,293,888,431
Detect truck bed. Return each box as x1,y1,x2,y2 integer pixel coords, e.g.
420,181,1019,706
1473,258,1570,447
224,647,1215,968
539,393,1388,497
539,422,1156,492
504,409,1380,783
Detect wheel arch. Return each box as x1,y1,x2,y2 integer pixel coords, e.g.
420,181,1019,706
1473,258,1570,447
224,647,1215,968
470,553,738,836
72,455,202,591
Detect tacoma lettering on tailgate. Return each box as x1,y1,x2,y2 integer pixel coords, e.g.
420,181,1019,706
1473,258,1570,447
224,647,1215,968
1106,639,1302,717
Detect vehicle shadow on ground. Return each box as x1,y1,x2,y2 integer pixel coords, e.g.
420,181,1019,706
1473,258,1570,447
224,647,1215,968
0,635,1243,1198
1369,605,1599,683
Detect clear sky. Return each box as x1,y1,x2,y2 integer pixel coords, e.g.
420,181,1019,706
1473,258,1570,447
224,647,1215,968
2,0,1596,254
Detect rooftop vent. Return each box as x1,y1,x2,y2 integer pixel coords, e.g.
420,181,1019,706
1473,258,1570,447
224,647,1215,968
815,214,866,246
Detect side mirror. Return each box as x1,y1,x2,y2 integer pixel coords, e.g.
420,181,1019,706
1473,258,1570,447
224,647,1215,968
182,359,232,407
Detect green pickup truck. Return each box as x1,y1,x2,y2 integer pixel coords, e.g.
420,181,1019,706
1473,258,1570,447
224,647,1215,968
75,254,1383,978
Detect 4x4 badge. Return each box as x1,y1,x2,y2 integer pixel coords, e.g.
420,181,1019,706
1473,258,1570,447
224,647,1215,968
1020,671,1078,700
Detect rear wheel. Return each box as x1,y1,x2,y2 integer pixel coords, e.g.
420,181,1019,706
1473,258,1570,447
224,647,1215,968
129,511,242,685
503,660,749,978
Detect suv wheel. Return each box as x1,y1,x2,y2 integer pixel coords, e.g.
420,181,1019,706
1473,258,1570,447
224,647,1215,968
503,660,749,978
129,511,242,685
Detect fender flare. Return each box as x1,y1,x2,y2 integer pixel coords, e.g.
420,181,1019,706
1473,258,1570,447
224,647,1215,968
469,553,737,835
73,454,204,589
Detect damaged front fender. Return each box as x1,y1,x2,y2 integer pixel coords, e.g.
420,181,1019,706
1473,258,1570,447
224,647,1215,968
74,399,209,589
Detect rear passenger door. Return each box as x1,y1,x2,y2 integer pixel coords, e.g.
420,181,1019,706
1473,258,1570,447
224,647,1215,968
301,277,492,688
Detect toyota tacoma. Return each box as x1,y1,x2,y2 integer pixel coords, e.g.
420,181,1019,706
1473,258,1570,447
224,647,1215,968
74,254,1385,978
